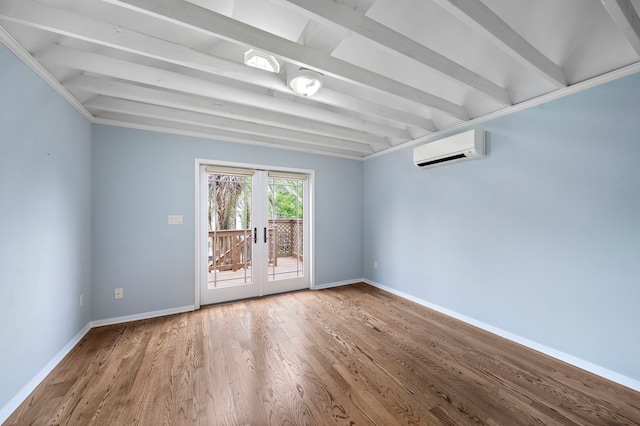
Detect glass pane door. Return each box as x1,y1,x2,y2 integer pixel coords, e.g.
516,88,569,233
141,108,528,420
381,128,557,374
267,176,304,281
262,172,309,295
199,166,310,306
200,168,259,305
208,172,253,288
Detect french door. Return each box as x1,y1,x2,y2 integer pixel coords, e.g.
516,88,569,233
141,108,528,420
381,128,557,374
198,164,310,306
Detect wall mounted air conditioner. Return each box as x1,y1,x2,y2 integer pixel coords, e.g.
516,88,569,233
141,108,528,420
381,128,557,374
413,129,485,168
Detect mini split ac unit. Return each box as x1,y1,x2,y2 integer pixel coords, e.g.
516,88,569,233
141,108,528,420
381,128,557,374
413,129,485,168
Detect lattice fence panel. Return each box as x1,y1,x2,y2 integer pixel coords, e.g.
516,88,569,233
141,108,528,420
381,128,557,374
271,219,303,257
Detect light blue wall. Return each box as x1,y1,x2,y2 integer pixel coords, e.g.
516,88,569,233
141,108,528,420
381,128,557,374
91,125,363,320
363,72,640,382
0,45,92,410
3,30,639,417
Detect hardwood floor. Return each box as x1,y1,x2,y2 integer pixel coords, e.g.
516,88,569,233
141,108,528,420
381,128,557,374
5,283,640,425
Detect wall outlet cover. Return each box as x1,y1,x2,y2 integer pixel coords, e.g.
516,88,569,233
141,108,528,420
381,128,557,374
168,215,183,225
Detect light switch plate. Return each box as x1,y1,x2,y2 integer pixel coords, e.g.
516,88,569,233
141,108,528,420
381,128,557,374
168,215,183,225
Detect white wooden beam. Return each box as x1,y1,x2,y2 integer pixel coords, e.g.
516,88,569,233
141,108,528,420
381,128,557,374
310,90,437,132
433,0,566,88
339,0,377,13
288,1,440,133
0,25,92,121
85,96,376,153
103,0,469,120
0,0,433,131
0,0,268,82
292,6,438,131
94,112,369,158
34,44,404,140
273,0,511,106
65,75,390,147
297,0,375,51
601,0,640,57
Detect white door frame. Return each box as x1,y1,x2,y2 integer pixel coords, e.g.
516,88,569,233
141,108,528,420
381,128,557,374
194,158,315,309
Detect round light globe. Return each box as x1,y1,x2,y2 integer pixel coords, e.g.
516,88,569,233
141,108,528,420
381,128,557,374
288,69,324,97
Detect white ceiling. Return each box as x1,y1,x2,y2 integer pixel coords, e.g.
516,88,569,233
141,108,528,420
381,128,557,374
2,0,640,159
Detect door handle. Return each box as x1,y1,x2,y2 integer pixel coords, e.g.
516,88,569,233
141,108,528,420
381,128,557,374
264,227,267,243
254,227,257,244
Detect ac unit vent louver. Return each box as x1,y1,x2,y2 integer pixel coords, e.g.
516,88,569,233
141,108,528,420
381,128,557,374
413,129,485,168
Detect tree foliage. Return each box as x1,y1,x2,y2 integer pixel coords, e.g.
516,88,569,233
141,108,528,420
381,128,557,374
208,174,251,230
208,175,303,232
269,179,303,219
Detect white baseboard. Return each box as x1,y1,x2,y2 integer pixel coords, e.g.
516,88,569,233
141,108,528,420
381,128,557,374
0,305,195,423
363,279,640,393
313,278,363,290
91,305,196,328
0,322,92,425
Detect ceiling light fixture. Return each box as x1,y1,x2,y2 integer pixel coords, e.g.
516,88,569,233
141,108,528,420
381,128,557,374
244,49,280,73
288,69,324,97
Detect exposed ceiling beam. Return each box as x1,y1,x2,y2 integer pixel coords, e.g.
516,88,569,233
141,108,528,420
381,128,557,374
0,0,434,132
85,96,377,154
0,0,264,81
601,0,640,57
103,0,469,120
309,90,436,132
65,75,390,147
288,1,439,135
433,0,566,88
94,113,368,158
34,44,404,141
273,0,511,106
289,3,438,134
339,0,377,13
290,4,437,132
0,25,92,120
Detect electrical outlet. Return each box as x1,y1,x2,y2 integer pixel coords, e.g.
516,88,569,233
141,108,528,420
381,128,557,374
373,261,378,269
115,288,124,299
80,294,84,306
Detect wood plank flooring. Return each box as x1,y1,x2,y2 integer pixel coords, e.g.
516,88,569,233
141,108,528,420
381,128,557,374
5,283,640,425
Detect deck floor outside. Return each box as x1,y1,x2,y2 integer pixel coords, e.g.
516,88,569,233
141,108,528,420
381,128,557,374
208,255,303,288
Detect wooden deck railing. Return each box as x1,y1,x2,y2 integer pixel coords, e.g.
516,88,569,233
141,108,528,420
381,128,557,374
208,228,276,272
208,219,302,272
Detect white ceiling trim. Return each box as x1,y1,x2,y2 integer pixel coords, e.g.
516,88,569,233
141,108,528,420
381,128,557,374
85,96,377,154
92,115,369,159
